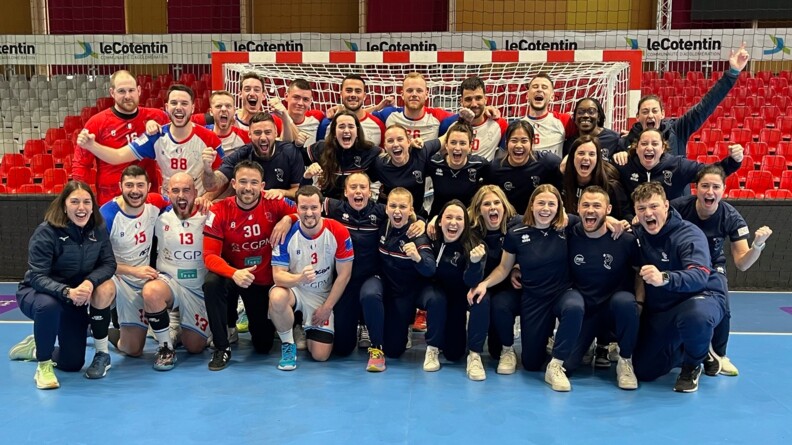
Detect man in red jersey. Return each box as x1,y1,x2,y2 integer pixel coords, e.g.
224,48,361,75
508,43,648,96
202,160,295,371
74,70,169,205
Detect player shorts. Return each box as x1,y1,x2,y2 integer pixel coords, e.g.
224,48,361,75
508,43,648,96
113,275,146,330
157,273,211,339
292,286,335,337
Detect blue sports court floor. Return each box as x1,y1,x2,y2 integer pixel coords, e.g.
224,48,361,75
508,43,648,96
0,283,790,444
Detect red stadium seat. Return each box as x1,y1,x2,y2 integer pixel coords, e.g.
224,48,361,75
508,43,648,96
42,168,68,193
700,128,724,147
760,128,783,149
145,97,164,109
779,71,792,80
29,154,54,180
717,117,737,135
16,184,44,194
735,155,755,182
96,97,114,111
686,71,704,82
780,170,792,190
745,170,774,198
720,96,735,111
755,71,773,83
745,141,770,159
728,189,756,199
697,155,720,164
711,71,723,82
729,128,752,146
158,74,173,86
760,155,787,182
745,78,764,94
50,139,74,166
745,96,765,113
742,116,766,134
769,77,789,90
44,128,67,149
729,105,749,122
1,153,25,179
6,166,32,192
760,106,781,123
771,95,790,110
23,139,46,163
687,141,709,159
708,106,724,124
776,142,792,168
724,174,741,197
712,141,731,159
765,189,792,199
663,71,681,82
776,116,792,140
80,106,99,125
0,184,5,193
665,96,684,113
63,115,82,136
731,86,749,105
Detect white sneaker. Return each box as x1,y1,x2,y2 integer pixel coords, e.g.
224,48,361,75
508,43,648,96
466,352,486,381
423,346,440,372
406,328,412,350
513,316,521,339
720,356,739,376
616,357,638,390
496,346,517,375
545,359,571,392
294,325,307,351
228,327,239,344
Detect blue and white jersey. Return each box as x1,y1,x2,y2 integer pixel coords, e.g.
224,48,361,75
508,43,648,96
155,209,207,291
100,200,160,288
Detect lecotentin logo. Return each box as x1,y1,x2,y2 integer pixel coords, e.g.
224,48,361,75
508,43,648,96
344,40,359,51
209,40,226,58
74,41,98,59
482,38,497,50
625,38,640,50
764,35,790,55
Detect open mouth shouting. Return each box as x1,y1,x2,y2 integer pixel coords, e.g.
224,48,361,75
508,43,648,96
245,94,260,111
487,208,502,227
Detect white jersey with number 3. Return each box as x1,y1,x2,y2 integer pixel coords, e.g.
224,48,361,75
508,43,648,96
155,209,208,292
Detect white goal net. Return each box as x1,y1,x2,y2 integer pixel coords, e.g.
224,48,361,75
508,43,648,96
215,51,640,134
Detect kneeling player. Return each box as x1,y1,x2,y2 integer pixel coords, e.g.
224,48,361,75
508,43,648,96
269,186,354,370
141,173,211,371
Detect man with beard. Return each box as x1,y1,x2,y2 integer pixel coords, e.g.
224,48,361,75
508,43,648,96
92,166,170,366
202,161,296,371
76,85,224,196
202,90,250,156
438,76,507,161
317,74,386,146
269,186,354,370
631,182,728,393
205,112,304,201
373,72,453,142
564,186,642,390
140,173,211,371
519,73,576,158
74,70,169,205
285,79,324,148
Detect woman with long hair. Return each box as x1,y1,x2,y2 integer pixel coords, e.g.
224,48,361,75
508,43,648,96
562,135,630,220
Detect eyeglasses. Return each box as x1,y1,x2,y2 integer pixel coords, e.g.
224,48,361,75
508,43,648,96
576,107,598,116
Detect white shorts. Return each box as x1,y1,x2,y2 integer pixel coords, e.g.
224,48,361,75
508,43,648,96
113,275,146,330
293,287,334,335
158,273,211,339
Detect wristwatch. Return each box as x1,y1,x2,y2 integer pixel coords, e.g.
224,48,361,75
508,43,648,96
63,287,71,299
661,272,670,286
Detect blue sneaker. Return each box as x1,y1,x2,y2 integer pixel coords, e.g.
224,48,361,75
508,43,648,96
84,351,111,379
278,342,297,371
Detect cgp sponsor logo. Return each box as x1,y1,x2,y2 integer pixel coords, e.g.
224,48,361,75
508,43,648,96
75,41,169,60
232,40,304,51
495,39,578,51
344,40,438,51
764,35,791,55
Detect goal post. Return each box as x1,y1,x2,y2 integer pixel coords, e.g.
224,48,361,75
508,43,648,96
212,50,642,133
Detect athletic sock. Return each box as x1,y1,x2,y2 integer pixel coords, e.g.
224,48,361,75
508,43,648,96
145,309,171,347
89,305,112,353
278,329,295,344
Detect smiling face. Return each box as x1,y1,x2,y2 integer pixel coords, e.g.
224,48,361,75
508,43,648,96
531,192,558,229
210,93,235,134
402,77,428,113
695,173,724,215
65,188,93,227
575,99,600,134
440,204,466,243
578,191,611,234
341,78,366,113
506,127,532,166
573,142,598,181
479,192,505,231
384,126,411,166
249,120,278,159
240,77,265,114
232,167,263,209
297,193,322,231
166,90,194,128
119,174,149,210
110,74,140,114
167,173,197,219
445,130,471,169
386,193,413,229
637,99,665,130
460,87,487,122
635,193,669,235
636,130,665,170
334,115,358,149
528,76,554,114
344,174,371,211
286,86,312,120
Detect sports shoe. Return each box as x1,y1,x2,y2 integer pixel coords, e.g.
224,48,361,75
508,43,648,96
9,334,36,361
366,347,386,372
278,343,297,371
406,328,413,349
673,364,702,393
294,325,307,351
608,342,620,362
545,336,555,356
581,342,595,366
423,346,440,372
84,351,111,379
513,316,521,339
412,310,427,332
496,346,517,375
616,357,638,390
545,360,571,392
153,342,177,371
466,352,486,381
236,311,249,333
35,360,59,390
719,356,739,376
208,348,231,371
594,346,611,369
358,325,372,349
703,347,722,377
228,326,239,344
